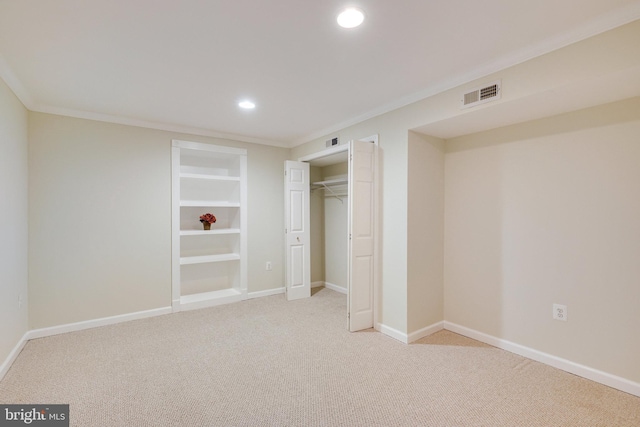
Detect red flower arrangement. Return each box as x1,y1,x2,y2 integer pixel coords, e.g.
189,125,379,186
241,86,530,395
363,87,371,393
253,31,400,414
199,213,217,224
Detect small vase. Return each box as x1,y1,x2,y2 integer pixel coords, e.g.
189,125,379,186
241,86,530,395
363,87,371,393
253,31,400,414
203,222,211,230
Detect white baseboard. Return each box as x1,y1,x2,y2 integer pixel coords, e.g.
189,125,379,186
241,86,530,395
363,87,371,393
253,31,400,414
24,288,288,341
377,323,409,343
324,282,347,294
26,306,172,340
0,332,29,382
408,321,445,343
444,321,640,398
246,287,285,299
378,321,444,344
311,281,348,295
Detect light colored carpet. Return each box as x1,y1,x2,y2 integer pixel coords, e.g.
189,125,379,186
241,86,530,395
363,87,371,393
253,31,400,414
1,288,638,426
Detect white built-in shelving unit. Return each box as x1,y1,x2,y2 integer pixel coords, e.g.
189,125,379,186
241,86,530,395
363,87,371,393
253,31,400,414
171,140,247,311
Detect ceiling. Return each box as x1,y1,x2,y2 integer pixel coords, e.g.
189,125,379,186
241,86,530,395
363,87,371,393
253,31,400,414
1,1,639,147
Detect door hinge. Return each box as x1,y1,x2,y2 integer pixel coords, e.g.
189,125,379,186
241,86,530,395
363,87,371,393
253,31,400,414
348,312,350,319
349,234,352,240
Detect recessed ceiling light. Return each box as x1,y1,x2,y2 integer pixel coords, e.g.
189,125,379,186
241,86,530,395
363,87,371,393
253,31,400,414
337,8,364,29
238,100,256,109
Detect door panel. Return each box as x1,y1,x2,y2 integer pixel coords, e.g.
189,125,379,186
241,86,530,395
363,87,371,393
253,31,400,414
352,255,373,312
354,181,373,238
284,161,311,301
290,245,304,287
290,190,304,232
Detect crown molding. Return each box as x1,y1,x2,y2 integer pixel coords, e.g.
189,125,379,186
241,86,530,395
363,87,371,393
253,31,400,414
2,7,639,149
292,8,640,147
0,56,289,148
0,53,35,109
32,104,291,148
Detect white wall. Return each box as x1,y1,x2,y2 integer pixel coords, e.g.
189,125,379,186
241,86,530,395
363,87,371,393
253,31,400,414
444,98,640,383
0,77,28,366
28,112,289,329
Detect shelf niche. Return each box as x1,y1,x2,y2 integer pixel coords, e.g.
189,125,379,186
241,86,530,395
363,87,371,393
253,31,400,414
171,140,247,312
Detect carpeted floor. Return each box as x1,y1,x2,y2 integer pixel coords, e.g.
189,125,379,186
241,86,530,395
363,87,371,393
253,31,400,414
1,287,638,426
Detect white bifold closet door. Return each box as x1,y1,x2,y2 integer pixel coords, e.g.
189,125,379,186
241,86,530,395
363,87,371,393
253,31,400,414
284,160,311,301
347,140,375,332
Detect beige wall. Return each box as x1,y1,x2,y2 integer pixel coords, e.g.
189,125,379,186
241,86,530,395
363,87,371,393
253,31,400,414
244,143,290,292
0,77,29,366
309,162,348,289
444,98,640,383
28,113,289,329
322,162,348,290
310,166,324,283
407,132,445,333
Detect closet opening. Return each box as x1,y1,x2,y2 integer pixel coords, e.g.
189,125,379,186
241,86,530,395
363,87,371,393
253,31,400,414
286,135,378,332
308,149,349,297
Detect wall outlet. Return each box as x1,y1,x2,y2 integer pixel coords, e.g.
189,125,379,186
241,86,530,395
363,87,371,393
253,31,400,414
265,261,272,271
18,294,23,309
553,304,567,321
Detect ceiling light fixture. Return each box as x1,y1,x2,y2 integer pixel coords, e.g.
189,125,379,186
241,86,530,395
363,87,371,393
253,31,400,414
337,7,364,29
238,100,256,110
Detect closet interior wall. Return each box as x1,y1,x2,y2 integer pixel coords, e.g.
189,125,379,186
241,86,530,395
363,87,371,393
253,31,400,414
310,162,348,293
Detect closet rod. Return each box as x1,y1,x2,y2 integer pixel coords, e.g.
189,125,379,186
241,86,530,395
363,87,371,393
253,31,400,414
311,178,348,203
311,178,348,188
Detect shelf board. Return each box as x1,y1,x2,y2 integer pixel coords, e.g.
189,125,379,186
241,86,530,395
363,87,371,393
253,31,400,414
180,288,242,310
180,200,240,207
180,228,240,236
180,173,240,182
311,178,348,188
180,253,240,265
313,178,348,186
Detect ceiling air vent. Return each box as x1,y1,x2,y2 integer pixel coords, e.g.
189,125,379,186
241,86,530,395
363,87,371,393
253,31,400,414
325,137,339,147
461,80,501,109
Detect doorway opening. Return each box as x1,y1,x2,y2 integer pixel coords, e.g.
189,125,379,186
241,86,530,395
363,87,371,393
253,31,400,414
289,135,378,331
306,146,349,297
